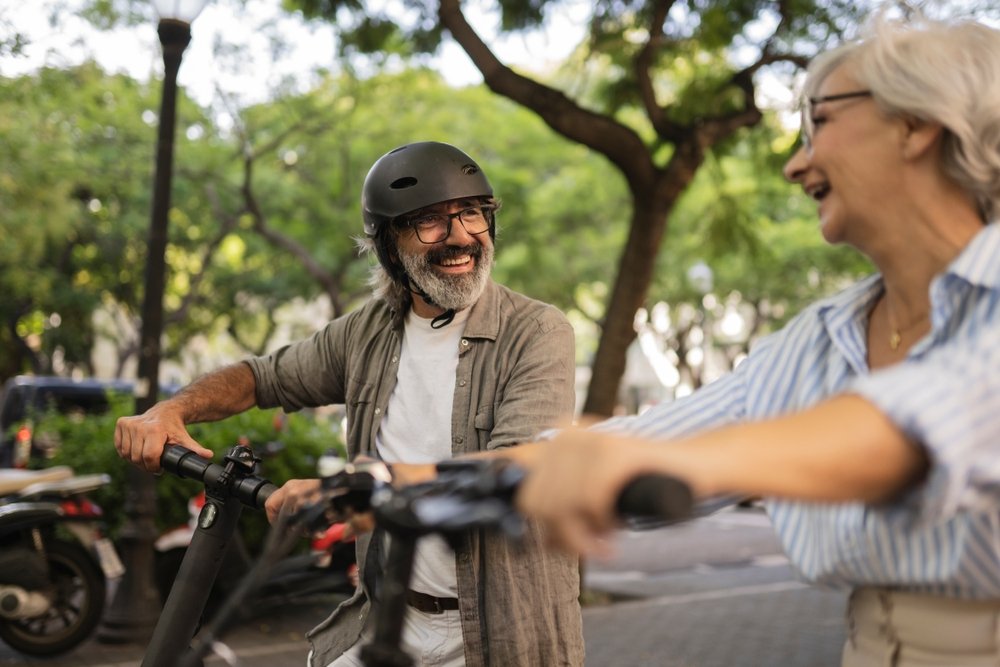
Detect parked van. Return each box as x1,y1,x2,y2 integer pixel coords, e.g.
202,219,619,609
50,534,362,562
0,376,142,468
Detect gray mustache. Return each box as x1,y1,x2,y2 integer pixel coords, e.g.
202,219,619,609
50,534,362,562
427,244,482,264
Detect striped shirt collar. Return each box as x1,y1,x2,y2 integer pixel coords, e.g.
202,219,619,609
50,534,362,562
944,221,1000,289
814,221,1000,371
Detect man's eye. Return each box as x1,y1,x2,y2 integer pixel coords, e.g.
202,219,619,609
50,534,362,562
417,216,445,227
810,116,827,127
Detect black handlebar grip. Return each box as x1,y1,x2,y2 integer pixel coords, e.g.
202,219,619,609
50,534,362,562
615,474,694,521
159,445,277,510
233,476,278,510
161,445,211,481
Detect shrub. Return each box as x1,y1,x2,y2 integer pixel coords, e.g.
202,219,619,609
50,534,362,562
36,395,346,553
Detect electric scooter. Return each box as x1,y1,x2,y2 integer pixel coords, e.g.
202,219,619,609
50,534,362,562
154,488,357,619
141,442,693,667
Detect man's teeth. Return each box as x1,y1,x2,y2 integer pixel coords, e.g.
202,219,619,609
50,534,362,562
440,256,471,266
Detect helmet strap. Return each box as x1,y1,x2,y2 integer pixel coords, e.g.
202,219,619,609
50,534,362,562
401,274,456,329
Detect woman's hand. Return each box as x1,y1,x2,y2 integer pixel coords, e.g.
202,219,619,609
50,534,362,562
515,428,685,557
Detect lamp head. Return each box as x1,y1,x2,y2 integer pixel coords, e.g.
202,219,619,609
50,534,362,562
151,0,210,24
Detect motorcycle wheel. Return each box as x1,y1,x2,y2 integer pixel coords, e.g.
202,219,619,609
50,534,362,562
0,538,106,656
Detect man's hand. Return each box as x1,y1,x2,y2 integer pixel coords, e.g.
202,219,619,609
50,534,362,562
265,478,323,524
115,402,214,474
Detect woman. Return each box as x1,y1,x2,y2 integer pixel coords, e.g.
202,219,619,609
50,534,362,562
515,12,1000,667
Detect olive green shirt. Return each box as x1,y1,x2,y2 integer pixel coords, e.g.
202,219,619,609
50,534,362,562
246,280,584,667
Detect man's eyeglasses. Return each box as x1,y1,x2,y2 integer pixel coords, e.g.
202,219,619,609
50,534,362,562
799,90,872,149
404,205,496,244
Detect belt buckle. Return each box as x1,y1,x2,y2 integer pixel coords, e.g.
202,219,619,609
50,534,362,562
429,597,444,614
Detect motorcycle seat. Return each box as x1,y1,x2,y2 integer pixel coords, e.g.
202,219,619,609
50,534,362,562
0,466,75,496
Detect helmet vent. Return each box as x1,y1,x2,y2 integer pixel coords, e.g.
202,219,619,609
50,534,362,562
389,177,418,190
461,164,479,175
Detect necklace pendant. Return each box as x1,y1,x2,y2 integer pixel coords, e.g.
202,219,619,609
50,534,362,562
889,331,901,351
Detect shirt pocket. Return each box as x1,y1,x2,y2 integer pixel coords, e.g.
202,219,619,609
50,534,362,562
345,379,376,456
474,404,495,451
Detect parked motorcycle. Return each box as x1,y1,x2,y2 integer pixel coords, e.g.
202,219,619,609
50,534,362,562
0,465,123,656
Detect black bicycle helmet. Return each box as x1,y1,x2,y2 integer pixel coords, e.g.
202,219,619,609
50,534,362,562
361,141,494,236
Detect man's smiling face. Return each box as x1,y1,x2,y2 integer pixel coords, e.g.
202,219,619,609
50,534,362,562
395,198,495,316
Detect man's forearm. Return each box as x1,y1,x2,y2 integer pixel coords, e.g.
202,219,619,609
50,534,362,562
166,362,258,423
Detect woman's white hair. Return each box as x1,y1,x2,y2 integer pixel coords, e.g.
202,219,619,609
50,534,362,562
804,10,1000,221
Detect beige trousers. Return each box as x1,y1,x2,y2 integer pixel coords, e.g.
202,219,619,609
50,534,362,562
842,588,1000,667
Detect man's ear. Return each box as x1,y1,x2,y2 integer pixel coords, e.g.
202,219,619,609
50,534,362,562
901,116,943,161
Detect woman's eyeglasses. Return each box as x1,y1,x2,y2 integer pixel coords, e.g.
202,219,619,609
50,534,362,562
799,90,872,148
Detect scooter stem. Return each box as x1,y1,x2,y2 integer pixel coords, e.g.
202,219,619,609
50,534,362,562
142,492,244,667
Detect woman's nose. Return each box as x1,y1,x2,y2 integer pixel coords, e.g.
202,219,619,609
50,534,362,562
783,145,808,183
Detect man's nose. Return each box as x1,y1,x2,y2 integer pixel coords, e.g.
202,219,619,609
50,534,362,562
444,215,475,243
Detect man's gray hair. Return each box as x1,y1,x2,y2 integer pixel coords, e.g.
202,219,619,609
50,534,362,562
356,235,410,317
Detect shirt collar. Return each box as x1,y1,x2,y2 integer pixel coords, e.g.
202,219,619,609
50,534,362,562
941,221,1000,290
814,221,1000,369
462,280,501,341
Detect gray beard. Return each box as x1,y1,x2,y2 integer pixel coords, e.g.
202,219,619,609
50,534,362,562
398,242,494,312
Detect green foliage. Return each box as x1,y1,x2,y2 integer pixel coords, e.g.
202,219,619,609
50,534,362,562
0,63,156,376
648,118,872,332
35,395,344,552
4,1,901,416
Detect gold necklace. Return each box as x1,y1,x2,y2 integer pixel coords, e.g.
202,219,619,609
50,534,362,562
885,305,928,351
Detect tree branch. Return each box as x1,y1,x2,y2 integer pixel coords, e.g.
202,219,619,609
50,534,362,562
239,153,345,311
635,0,684,139
437,0,657,189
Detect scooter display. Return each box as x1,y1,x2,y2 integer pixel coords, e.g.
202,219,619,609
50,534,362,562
0,465,124,656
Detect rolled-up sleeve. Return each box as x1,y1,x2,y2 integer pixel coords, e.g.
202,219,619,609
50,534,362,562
246,320,349,412
847,326,1000,522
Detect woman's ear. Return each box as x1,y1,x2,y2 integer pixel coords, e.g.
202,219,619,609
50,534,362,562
901,116,943,161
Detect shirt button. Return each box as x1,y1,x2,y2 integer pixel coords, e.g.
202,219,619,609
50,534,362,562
455,437,464,444
461,339,469,347
391,356,398,363
374,408,381,415
459,380,466,387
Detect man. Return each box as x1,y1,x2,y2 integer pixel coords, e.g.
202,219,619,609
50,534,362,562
114,141,584,666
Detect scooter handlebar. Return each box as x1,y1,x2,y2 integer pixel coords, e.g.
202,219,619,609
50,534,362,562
160,445,278,510
614,473,693,522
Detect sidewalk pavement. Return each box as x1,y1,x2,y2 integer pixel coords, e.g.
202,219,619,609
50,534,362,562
1,511,848,666
0,594,326,667
1,576,846,667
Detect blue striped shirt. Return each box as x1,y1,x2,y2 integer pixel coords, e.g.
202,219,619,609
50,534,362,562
600,222,1000,599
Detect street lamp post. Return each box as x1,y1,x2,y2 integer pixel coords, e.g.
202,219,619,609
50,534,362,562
98,0,208,644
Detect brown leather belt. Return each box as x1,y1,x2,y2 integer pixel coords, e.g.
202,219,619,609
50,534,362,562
406,589,459,614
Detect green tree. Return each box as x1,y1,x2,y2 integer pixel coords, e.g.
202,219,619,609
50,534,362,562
0,56,615,380
0,63,161,377
283,0,880,415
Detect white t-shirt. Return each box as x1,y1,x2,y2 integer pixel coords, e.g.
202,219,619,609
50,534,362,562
375,307,470,597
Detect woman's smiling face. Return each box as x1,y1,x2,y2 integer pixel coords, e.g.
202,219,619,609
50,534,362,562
783,65,904,249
